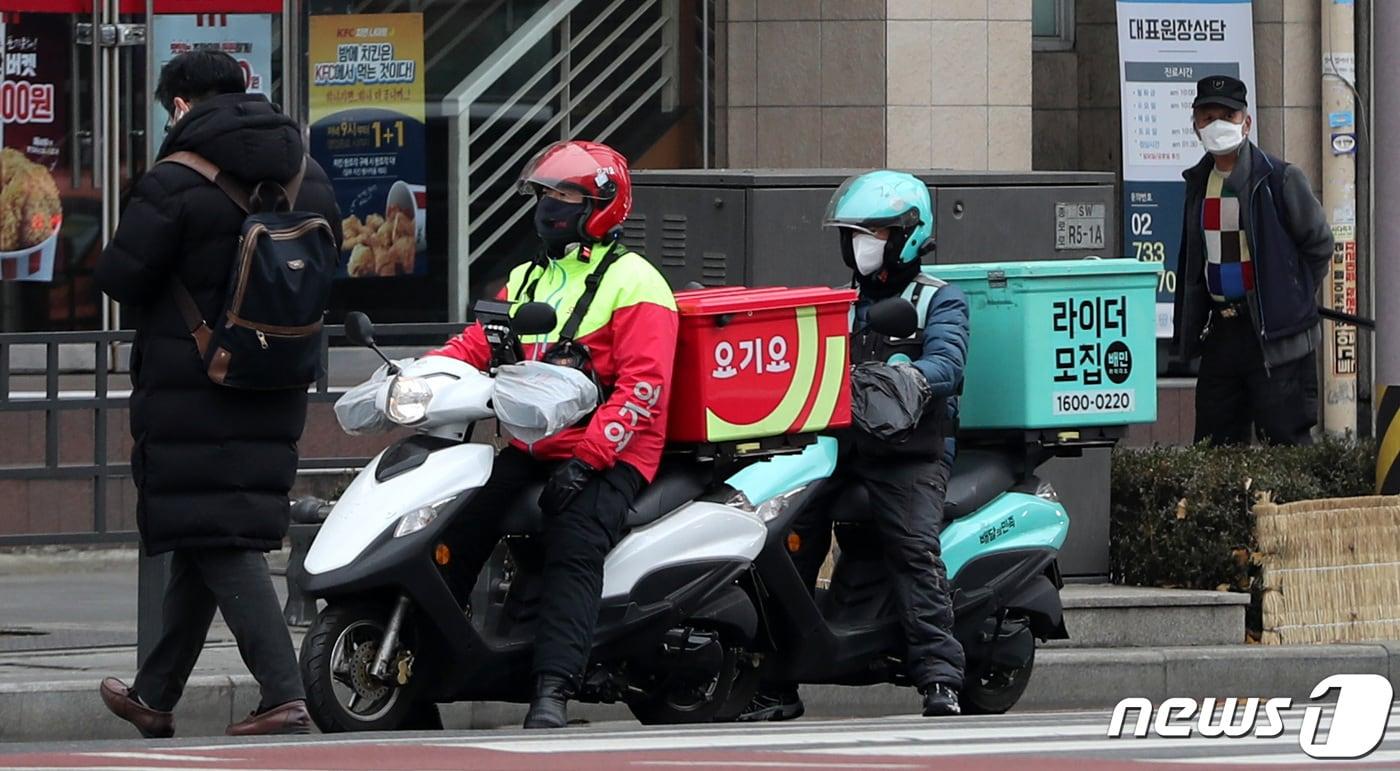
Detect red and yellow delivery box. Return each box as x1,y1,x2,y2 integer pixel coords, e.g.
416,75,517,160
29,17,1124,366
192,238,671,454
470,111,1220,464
669,287,858,444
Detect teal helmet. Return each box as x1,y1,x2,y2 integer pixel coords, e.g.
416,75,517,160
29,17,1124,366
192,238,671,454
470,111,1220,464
823,170,935,272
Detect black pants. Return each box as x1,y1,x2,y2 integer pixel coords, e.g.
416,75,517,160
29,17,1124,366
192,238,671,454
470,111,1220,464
1195,314,1318,446
789,443,965,689
448,447,643,686
133,547,303,713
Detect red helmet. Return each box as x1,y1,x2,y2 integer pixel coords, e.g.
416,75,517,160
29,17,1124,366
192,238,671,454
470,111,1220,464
518,140,633,241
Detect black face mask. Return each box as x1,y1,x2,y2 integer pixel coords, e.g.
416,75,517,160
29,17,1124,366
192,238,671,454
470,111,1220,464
534,197,589,258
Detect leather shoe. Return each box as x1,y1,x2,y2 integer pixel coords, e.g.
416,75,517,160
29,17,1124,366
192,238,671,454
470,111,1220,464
523,674,572,729
226,700,312,736
100,677,174,739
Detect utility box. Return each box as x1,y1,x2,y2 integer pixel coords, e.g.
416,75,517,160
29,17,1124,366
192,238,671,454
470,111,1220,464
626,169,1125,580
624,169,1119,291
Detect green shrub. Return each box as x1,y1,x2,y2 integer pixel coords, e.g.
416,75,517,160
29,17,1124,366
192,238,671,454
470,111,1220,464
1110,438,1376,637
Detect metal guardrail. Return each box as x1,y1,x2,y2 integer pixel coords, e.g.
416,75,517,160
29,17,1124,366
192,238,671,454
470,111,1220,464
0,322,463,547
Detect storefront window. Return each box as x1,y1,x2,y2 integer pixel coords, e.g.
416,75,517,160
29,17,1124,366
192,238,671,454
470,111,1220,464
0,0,712,331
0,1,285,333
303,0,712,324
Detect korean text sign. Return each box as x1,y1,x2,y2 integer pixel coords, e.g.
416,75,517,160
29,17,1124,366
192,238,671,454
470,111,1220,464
1115,0,1257,338
149,14,273,163
308,13,428,280
1,13,67,283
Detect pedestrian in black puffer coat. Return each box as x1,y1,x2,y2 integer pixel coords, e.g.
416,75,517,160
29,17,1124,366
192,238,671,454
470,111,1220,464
99,82,341,555
95,50,341,740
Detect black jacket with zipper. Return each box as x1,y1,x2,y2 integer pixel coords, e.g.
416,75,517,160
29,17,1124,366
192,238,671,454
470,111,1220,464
96,93,341,556
1172,141,1333,368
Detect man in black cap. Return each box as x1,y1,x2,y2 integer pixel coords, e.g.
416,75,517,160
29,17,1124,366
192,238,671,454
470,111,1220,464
1172,74,1334,446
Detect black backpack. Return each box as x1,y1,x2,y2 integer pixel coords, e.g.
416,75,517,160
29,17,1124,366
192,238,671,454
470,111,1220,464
160,151,336,390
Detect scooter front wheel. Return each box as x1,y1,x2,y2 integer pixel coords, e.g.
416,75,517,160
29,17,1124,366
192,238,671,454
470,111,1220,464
300,601,423,733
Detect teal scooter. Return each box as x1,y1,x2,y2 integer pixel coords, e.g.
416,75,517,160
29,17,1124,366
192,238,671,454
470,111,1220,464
712,300,1071,717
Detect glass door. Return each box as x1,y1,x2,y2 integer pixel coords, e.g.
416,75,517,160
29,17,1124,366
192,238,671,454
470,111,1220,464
0,0,285,332
0,2,101,331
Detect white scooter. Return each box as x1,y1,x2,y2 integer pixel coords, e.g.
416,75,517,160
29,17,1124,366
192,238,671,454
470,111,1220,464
298,301,802,732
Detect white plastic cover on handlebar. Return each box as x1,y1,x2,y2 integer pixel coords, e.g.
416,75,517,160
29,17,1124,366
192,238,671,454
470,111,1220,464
333,359,416,435
493,361,600,444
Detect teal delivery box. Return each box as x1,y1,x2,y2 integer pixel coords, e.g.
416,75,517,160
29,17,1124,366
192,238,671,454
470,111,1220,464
930,259,1161,430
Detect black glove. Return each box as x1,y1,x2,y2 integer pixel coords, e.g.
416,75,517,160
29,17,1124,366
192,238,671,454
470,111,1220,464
540,458,596,515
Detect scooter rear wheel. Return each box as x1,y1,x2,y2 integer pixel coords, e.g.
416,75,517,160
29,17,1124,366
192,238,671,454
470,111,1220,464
300,601,423,733
626,640,746,725
959,645,1035,715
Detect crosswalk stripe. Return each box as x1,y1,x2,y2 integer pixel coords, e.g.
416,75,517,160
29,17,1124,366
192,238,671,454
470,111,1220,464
795,734,1305,758
431,724,1114,753
1159,748,1400,765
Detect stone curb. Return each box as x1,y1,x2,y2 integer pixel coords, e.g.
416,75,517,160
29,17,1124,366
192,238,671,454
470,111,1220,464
3,641,1397,742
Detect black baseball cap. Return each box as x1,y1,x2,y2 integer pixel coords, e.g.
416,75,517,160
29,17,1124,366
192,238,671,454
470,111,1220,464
1193,75,1247,112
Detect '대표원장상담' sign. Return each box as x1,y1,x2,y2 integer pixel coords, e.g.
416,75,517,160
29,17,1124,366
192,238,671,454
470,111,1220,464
1116,0,1257,338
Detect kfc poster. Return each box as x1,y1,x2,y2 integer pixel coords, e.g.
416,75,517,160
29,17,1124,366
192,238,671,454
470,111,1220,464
149,13,274,162
308,13,428,280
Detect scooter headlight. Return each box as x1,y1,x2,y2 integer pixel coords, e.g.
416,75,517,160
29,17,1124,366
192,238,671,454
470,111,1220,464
386,375,433,425
394,495,458,538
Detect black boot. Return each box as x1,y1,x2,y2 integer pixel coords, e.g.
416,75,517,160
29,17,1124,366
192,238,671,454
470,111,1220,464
736,685,804,722
524,674,572,729
920,682,961,717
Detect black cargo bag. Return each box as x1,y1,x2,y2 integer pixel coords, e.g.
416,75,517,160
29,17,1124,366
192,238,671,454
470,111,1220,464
850,360,934,443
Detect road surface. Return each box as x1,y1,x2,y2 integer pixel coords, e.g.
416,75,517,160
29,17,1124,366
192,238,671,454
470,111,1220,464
2,704,1397,770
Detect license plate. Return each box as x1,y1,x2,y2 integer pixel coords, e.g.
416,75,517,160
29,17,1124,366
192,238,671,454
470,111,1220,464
1055,203,1106,250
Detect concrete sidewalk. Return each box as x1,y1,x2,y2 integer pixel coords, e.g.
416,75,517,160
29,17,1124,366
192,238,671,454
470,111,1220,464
2,550,1397,743
4,636,1398,743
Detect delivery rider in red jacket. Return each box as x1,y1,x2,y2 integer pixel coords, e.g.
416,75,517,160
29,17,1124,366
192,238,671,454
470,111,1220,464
426,140,678,729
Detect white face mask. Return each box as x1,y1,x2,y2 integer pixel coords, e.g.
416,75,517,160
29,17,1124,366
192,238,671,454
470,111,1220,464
852,233,886,276
1198,119,1246,155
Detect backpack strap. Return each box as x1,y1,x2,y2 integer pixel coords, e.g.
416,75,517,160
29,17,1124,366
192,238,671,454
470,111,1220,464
284,156,308,210
901,273,943,331
160,151,251,214
520,258,547,302
559,243,629,343
251,156,310,213
163,152,310,213
170,280,214,359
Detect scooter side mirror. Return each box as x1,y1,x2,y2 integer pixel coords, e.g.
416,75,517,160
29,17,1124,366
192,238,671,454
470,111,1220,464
345,312,377,348
345,311,397,372
513,302,558,337
868,297,920,338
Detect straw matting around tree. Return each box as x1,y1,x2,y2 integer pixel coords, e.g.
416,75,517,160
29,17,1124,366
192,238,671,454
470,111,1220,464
1255,496,1400,645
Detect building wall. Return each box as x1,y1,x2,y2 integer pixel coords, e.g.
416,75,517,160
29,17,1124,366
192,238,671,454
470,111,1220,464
886,0,1033,170
716,0,1035,171
1033,0,1325,197
717,0,888,168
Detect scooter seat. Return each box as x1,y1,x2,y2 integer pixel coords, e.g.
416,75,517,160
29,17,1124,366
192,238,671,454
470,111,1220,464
829,450,1018,523
499,460,711,535
943,450,1018,518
